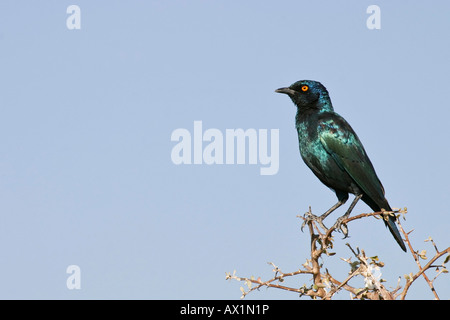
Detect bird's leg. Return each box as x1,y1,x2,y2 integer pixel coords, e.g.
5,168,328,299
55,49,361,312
301,200,346,231
332,194,363,237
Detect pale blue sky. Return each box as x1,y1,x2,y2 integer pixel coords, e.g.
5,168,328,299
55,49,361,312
0,1,448,299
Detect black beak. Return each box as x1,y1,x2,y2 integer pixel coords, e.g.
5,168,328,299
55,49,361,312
275,87,296,95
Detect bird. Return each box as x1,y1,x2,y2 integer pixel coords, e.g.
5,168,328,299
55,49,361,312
275,80,406,252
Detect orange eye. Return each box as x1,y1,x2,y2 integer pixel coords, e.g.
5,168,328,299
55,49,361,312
301,85,309,92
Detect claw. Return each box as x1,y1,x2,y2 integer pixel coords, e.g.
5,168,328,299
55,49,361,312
331,216,349,238
328,194,362,238
301,211,328,231
301,211,316,231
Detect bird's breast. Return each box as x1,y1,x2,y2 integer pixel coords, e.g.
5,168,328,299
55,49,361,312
296,123,327,171
296,121,360,194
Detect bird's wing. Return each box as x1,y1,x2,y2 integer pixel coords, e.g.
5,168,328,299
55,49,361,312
317,115,387,207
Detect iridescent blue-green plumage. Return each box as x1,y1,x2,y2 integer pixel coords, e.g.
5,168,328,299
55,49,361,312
276,80,406,251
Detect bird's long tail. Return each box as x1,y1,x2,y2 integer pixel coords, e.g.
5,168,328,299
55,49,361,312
385,215,407,252
366,197,407,252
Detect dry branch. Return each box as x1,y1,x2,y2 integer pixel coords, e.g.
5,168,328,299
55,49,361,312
226,207,449,300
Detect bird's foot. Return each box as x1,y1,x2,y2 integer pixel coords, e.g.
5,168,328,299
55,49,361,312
331,215,350,238
301,211,328,232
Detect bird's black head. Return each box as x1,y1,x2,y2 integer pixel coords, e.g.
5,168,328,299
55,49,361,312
275,80,333,112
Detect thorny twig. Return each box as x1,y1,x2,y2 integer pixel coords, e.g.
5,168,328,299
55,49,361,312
397,223,450,300
226,207,449,300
